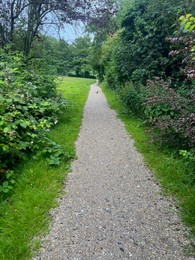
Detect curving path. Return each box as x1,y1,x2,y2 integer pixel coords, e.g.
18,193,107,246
35,83,191,259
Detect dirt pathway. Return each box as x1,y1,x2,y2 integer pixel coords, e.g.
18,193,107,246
35,83,191,259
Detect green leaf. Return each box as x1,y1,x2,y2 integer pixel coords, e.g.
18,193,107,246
3,181,8,187
189,24,195,32
190,16,195,21
180,19,187,26
179,15,185,21
20,122,27,128
2,144,9,151
186,14,192,19
3,127,10,133
184,22,191,30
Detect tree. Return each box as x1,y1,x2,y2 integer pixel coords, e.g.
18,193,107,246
31,36,73,75
0,0,116,55
69,36,94,78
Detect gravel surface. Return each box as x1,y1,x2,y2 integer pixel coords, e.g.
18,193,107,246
35,83,192,259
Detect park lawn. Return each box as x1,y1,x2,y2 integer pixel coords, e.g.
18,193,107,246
0,77,94,260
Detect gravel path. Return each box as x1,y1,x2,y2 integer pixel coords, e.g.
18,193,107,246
35,83,191,259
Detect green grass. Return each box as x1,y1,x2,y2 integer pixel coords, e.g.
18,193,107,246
0,77,95,260
101,85,195,244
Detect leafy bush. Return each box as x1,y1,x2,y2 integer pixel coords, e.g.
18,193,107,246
131,69,149,85
145,78,195,150
0,49,67,192
119,83,148,118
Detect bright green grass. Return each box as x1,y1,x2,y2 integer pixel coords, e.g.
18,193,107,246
0,77,95,260
102,85,195,243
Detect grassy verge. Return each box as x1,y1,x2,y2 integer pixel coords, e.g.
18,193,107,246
0,77,94,260
101,85,195,243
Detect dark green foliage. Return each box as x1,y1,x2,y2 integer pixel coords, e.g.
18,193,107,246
68,36,95,78
0,49,67,193
30,36,75,76
116,77,195,154
119,84,147,118
94,0,195,86
114,0,183,84
0,170,15,193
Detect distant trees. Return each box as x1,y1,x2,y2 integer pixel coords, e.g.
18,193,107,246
28,34,94,77
69,36,94,78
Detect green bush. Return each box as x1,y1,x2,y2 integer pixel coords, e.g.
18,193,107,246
131,69,149,85
145,78,195,150
119,83,148,118
0,49,67,192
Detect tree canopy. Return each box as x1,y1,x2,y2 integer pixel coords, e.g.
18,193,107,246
0,0,116,55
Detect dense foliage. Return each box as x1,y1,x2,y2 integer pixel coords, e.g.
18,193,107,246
91,0,195,163
0,49,67,193
69,36,94,78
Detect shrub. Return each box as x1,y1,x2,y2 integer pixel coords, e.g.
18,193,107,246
0,49,67,192
119,83,148,118
145,78,195,150
131,69,149,85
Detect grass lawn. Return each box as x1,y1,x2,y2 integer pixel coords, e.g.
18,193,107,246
102,84,195,254
0,77,95,260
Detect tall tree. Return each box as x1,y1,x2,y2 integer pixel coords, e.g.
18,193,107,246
69,36,93,78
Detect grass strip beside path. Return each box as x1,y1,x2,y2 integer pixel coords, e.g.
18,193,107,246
0,77,94,260
102,85,195,245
